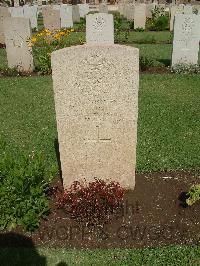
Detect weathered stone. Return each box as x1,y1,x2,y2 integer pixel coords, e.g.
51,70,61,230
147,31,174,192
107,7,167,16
170,5,184,31
72,5,80,23
78,3,89,17
99,3,108,13
0,7,10,44
23,5,38,29
134,4,146,29
86,13,114,44
3,17,34,72
146,3,157,18
42,6,60,31
126,4,135,21
9,6,24,17
60,4,73,28
171,14,200,66
51,44,139,189
184,5,193,14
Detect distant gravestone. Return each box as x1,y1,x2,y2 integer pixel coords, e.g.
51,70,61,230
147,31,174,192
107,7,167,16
14,0,19,7
170,5,184,31
184,5,193,14
9,6,24,17
126,4,135,21
42,6,60,31
3,17,34,72
146,3,156,18
99,3,108,13
51,44,139,190
0,7,10,44
78,4,89,17
134,4,146,29
23,6,38,29
72,5,80,23
86,13,114,44
60,4,73,28
171,14,200,66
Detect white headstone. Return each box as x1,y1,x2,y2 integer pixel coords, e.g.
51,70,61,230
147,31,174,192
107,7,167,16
72,5,80,23
78,4,89,18
171,14,200,66
60,4,73,28
184,5,193,14
3,17,34,72
23,6,38,29
86,13,114,45
170,5,184,31
99,3,108,13
134,4,146,29
9,7,24,18
0,7,10,44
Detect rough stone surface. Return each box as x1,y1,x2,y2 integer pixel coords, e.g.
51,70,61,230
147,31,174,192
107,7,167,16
184,5,193,14
72,5,80,23
78,3,89,17
170,5,184,31
3,17,34,72
23,5,38,29
9,6,24,17
126,4,135,21
86,13,114,44
51,45,139,190
99,3,108,13
0,7,10,44
134,4,146,29
42,6,60,31
60,4,73,28
172,14,200,66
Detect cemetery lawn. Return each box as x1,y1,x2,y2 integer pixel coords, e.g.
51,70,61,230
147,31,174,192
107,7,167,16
0,48,7,69
0,245,200,265
0,74,200,173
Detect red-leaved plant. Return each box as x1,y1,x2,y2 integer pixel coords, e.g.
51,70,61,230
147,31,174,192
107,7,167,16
55,178,125,224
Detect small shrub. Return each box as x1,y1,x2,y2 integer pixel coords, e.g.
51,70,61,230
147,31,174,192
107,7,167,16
186,184,200,206
129,21,134,30
0,67,19,76
153,16,168,31
148,6,169,31
139,55,164,71
171,63,200,74
74,18,86,31
56,178,125,224
134,27,145,32
114,14,123,31
0,138,55,231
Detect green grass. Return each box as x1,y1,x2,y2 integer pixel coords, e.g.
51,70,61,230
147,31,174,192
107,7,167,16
0,49,7,69
116,31,172,43
0,74,200,173
0,76,57,169
0,245,200,265
137,74,200,172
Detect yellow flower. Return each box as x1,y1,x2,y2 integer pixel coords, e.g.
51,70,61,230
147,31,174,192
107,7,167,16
31,37,37,43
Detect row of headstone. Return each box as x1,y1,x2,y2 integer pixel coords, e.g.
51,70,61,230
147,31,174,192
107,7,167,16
51,12,139,190
5,4,89,32
9,5,38,29
42,4,89,31
119,3,153,29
